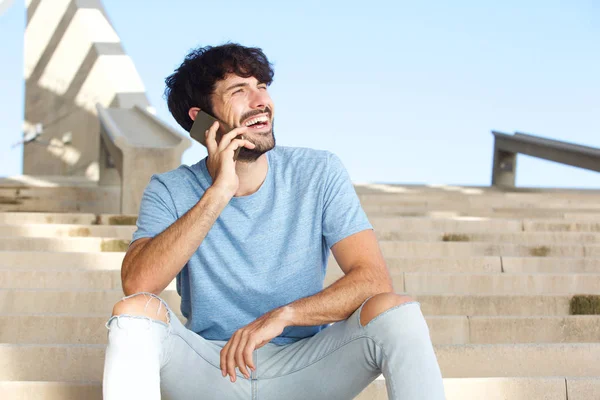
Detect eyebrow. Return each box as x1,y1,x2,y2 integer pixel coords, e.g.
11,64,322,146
224,82,249,93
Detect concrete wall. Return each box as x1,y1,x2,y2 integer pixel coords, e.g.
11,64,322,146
23,0,150,179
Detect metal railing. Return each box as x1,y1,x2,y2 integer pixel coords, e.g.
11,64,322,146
491,131,600,187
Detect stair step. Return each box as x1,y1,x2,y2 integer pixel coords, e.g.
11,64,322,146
0,381,102,400
377,230,600,245
403,272,600,294
4,223,599,246
8,268,597,295
2,212,600,233
379,241,598,258
0,269,177,291
0,251,124,270
2,343,599,381
0,290,579,316
2,236,599,257
0,187,120,214
0,224,135,239
1,314,598,345
0,212,137,226
4,377,598,400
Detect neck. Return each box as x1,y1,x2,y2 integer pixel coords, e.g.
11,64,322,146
232,153,269,197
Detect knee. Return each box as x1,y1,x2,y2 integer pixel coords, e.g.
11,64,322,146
111,292,170,324
360,293,415,327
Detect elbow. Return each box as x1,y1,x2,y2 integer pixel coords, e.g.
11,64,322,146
121,264,157,297
121,273,162,297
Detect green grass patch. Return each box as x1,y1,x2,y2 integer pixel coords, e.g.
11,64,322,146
529,246,551,257
108,215,138,225
570,295,600,315
442,233,471,242
101,239,130,252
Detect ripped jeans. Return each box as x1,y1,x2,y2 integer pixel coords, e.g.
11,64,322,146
103,293,446,400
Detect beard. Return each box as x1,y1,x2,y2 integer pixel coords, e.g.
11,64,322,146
235,120,276,163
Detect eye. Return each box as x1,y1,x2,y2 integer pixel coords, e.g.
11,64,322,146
233,88,243,95
258,84,267,90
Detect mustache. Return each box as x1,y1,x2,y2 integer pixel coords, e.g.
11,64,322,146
239,107,272,125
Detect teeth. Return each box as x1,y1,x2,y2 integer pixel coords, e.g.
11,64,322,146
244,116,269,126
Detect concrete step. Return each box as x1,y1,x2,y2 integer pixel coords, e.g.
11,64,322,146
403,272,600,295
3,236,599,257
522,219,600,233
0,382,102,400
0,224,135,239
434,343,600,377
0,186,120,214
0,212,97,225
380,241,600,258
0,212,137,226
2,343,599,381
0,251,124,270
363,205,600,219
371,216,600,233
0,289,579,316
2,314,598,346
502,257,600,273
0,269,177,291
358,376,600,400
377,230,600,245
4,269,598,296
1,251,503,273
3,212,600,233
4,377,597,400
0,237,130,252
6,223,600,246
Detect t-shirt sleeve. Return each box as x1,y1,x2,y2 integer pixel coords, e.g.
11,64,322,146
130,175,178,245
322,151,373,249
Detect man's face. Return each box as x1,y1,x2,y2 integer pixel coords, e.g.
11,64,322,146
210,73,276,162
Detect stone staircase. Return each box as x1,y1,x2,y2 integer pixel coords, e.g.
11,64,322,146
1,181,599,399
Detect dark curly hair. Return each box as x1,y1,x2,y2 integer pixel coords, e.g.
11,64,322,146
164,43,275,132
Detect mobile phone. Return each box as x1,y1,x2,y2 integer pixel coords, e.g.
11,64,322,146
190,110,245,161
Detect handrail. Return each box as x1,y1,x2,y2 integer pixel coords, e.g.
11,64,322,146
491,131,600,187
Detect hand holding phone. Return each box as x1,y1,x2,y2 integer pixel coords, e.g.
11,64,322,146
195,111,256,196
190,110,247,161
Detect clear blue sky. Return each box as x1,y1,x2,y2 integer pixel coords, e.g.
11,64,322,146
1,0,598,188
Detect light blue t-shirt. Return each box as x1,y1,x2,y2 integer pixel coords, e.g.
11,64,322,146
131,145,373,345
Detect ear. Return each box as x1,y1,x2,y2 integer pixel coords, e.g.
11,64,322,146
188,107,201,121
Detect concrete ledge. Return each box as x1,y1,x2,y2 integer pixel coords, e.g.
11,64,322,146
97,104,191,214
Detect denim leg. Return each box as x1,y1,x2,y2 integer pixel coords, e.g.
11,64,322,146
103,292,172,400
359,300,446,399
103,292,252,400
254,297,446,400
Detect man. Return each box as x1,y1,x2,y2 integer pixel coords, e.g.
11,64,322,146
103,43,445,400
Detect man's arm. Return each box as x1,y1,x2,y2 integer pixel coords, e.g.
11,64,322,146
279,229,394,326
122,186,233,295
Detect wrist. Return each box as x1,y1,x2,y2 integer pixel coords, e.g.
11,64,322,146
209,184,235,201
275,305,295,327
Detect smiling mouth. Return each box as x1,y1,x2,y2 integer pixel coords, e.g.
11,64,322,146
242,114,270,130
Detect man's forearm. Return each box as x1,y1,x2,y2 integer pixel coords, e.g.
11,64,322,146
278,267,394,327
122,186,232,295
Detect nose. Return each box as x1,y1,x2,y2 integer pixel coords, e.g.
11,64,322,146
249,87,269,110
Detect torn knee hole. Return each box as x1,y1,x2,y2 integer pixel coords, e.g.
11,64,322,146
360,293,415,326
112,292,171,324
